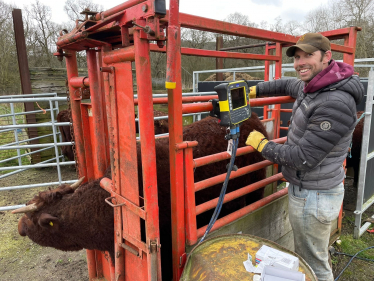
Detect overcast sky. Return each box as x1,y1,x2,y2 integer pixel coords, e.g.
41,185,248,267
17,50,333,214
3,0,327,26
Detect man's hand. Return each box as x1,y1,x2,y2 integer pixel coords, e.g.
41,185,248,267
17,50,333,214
245,130,268,152
249,86,256,99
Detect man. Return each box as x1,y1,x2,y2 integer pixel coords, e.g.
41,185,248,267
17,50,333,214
246,33,364,281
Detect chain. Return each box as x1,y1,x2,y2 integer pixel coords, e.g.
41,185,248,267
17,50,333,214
66,81,80,178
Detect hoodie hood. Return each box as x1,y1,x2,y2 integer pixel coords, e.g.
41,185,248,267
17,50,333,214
304,60,353,93
303,59,364,104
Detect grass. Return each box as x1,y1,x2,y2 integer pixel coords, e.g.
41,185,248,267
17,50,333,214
0,103,31,174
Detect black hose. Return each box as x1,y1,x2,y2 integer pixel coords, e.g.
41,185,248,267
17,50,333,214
335,251,374,262
198,137,239,244
334,246,374,280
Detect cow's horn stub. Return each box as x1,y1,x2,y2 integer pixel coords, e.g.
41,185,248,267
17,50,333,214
11,203,38,214
70,177,85,189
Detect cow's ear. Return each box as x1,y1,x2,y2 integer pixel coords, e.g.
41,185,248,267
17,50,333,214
38,213,59,230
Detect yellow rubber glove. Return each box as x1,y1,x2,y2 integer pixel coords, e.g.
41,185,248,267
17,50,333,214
245,130,268,152
249,86,257,99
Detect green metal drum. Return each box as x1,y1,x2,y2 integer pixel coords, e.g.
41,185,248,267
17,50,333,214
181,234,317,281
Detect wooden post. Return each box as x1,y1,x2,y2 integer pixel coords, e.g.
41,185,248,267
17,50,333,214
12,9,41,163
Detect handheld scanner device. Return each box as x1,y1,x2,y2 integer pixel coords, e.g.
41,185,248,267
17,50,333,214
211,80,251,127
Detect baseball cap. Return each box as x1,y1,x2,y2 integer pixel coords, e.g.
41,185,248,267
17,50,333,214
286,33,331,57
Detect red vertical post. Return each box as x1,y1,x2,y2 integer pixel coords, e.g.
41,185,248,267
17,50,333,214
184,145,198,246
65,50,87,179
263,43,271,119
343,26,358,66
96,50,110,166
264,43,270,82
166,0,185,279
100,48,122,281
133,23,162,280
274,43,282,81
87,49,107,177
65,50,94,277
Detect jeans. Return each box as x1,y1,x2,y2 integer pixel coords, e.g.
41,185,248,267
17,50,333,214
288,183,344,281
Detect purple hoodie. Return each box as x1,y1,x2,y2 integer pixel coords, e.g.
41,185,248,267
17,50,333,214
303,60,354,93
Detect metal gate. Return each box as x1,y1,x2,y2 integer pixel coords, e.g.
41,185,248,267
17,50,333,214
354,70,374,238
0,94,76,211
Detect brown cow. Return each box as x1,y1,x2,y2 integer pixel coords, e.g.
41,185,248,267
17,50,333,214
346,111,365,186
56,110,74,161
14,113,267,280
57,109,169,161
135,109,169,135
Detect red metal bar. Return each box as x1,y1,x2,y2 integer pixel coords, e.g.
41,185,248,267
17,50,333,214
86,250,98,278
184,145,198,246
64,50,94,276
134,22,162,280
65,50,87,179
150,44,280,61
87,50,107,177
264,43,270,82
280,127,289,130
195,160,273,192
274,42,282,80
100,47,125,280
56,31,88,48
280,109,292,113
70,76,89,88
96,50,110,166
162,12,299,43
103,45,135,64
116,60,148,280
196,173,284,215
95,0,146,20
175,141,198,150
196,187,289,238
133,95,218,105
182,96,295,114
343,26,358,66
319,27,359,40
193,137,287,168
166,1,185,278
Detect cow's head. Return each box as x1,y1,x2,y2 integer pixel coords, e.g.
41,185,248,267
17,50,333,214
12,177,85,251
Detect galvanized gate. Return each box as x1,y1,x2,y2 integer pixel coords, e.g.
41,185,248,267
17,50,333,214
354,70,374,238
56,0,360,280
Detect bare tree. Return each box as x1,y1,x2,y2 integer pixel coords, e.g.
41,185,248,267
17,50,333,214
25,0,61,66
64,0,103,21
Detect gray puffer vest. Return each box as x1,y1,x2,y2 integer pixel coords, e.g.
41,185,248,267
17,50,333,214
257,76,364,190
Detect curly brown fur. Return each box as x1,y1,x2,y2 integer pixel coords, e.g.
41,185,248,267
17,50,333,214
135,110,169,135
57,110,74,161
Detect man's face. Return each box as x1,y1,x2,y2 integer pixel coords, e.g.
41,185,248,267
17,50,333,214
293,49,330,83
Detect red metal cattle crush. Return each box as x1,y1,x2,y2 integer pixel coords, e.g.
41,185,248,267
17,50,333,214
55,0,359,280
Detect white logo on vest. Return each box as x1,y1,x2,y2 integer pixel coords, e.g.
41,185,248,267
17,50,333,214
320,121,331,131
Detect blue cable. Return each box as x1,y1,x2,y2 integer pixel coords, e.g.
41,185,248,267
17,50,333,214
199,128,239,244
334,245,374,280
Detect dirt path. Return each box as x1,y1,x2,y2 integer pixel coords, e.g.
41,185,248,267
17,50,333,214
0,167,88,281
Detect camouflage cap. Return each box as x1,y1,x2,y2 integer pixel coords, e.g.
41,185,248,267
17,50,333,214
286,33,331,57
